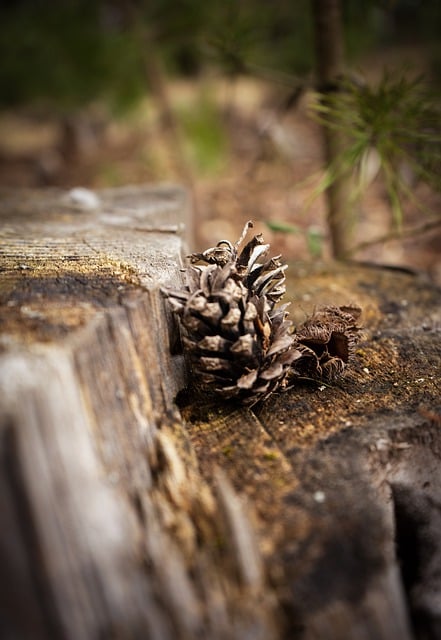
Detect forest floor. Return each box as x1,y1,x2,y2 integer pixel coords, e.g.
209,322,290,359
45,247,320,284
1,46,440,283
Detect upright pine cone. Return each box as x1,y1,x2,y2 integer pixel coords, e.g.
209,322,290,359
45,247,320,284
164,221,299,404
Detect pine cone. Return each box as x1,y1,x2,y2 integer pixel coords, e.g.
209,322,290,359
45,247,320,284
164,223,364,403
293,305,363,381
164,222,299,404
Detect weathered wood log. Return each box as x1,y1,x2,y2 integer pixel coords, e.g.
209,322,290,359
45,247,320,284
0,186,440,640
181,262,441,640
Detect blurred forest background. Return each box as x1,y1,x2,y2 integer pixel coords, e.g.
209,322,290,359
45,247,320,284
0,0,440,280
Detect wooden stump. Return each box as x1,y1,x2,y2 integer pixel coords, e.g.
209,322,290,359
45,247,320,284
0,186,440,640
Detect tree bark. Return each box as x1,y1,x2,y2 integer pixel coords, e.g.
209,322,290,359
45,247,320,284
312,0,353,258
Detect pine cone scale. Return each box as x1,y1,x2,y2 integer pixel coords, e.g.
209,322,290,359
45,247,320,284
237,369,259,389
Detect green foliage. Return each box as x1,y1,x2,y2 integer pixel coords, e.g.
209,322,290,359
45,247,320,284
177,95,228,174
0,1,145,112
265,221,324,258
2,0,439,115
312,72,441,227
266,220,301,234
0,0,319,113
138,0,213,75
203,0,314,78
306,226,324,258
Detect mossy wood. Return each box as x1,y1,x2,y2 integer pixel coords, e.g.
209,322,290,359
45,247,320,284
0,186,440,640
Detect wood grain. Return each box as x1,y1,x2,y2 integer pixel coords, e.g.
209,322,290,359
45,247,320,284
179,263,441,639
1,186,440,639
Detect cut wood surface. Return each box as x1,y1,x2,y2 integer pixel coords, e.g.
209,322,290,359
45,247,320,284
0,185,440,640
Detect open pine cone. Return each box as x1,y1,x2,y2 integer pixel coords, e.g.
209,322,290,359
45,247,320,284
293,305,363,382
164,222,363,404
164,222,299,403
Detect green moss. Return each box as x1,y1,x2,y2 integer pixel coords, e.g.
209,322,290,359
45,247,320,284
222,445,234,457
263,451,279,461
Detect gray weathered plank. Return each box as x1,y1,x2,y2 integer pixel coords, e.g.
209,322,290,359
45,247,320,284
0,186,277,640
